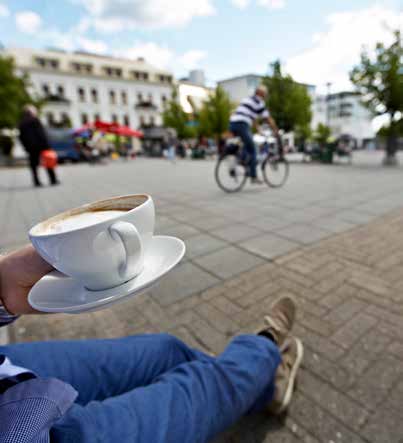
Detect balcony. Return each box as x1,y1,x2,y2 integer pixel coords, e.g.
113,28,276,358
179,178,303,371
135,100,158,111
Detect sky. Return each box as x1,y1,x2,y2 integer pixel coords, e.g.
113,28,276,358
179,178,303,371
0,0,402,92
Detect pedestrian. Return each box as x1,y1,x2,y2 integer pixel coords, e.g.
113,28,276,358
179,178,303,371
18,105,60,187
0,245,303,443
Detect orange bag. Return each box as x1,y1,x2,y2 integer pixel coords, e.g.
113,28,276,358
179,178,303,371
40,150,58,169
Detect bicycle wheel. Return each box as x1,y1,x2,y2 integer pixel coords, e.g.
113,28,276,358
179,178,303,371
215,154,247,193
262,156,289,188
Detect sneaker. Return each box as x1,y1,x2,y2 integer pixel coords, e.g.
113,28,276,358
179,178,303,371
251,178,264,185
258,296,296,348
268,336,304,415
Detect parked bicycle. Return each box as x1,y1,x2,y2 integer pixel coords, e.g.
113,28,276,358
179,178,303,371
215,134,289,193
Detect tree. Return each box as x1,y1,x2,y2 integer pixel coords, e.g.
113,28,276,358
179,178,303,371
162,87,193,139
0,56,32,129
198,86,234,140
350,30,403,164
262,61,312,137
314,123,331,148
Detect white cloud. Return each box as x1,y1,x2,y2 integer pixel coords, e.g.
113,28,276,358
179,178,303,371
75,0,215,31
258,0,285,9
286,5,403,92
231,0,251,9
231,0,285,10
114,41,207,74
0,3,9,17
15,11,42,34
116,42,174,69
76,37,108,54
179,50,207,70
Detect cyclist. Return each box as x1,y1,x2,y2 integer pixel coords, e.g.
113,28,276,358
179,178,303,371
229,85,280,184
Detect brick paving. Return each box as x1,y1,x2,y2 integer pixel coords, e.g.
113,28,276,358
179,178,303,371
2,152,403,442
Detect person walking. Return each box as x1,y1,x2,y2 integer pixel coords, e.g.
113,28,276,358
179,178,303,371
18,105,60,187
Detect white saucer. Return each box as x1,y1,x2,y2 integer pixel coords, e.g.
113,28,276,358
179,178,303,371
28,236,185,313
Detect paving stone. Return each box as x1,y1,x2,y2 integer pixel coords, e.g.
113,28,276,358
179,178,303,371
212,224,263,243
194,246,264,279
161,223,201,239
330,313,377,349
240,233,300,260
299,369,369,432
324,297,367,327
350,355,403,409
289,393,367,443
185,233,228,259
275,223,332,245
149,262,220,306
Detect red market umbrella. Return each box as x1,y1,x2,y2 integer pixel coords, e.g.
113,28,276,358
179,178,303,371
109,125,143,138
94,120,115,131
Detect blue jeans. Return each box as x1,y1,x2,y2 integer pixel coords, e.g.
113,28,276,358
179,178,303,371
229,121,257,178
1,333,280,443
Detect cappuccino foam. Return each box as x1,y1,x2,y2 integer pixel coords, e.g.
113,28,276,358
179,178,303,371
44,210,127,234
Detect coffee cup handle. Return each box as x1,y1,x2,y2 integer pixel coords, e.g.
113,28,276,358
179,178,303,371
109,221,143,281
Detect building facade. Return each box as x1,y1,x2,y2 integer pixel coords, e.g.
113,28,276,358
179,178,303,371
218,74,262,103
4,47,174,129
312,92,375,147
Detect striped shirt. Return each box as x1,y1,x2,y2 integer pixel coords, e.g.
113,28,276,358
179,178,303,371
230,95,270,127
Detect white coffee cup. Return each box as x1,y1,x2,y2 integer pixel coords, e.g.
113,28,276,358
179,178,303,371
29,194,155,291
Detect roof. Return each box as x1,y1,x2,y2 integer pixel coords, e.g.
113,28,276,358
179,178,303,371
6,46,172,76
217,73,262,84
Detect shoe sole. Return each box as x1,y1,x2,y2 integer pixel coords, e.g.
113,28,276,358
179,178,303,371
276,338,304,414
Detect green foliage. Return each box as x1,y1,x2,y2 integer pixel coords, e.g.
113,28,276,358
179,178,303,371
262,60,312,133
0,56,32,129
350,30,402,160
162,87,193,139
198,86,234,138
350,30,403,117
314,123,332,147
377,119,403,137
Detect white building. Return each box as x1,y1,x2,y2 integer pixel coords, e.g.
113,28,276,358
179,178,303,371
4,47,174,129
218,74,262,103
312,92,375,147
178,81,212,114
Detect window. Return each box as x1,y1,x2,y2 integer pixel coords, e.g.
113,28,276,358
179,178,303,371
72,62,93,73
150,116,155,126
123,115,130,126
161,94,167,105
78,87,85,102
121,91,127,105
81,113,88,125
61,113,70,127
109,90,116,105
42,84,50,96
137,92,143,103
143,72,149,81
148,93,153,103
91,88,98,103
35,57,59,69
112,114,118,123
94,113,100,122
139,115,145,126
46,112,54,126
57,85,64,97
103,66,122,77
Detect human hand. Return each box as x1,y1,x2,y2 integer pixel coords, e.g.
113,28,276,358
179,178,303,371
0,245,53,315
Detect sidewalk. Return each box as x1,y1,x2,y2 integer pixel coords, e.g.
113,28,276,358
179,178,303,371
9,205,403,442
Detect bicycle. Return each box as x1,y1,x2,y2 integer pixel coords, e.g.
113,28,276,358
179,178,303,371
215,134,290,193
